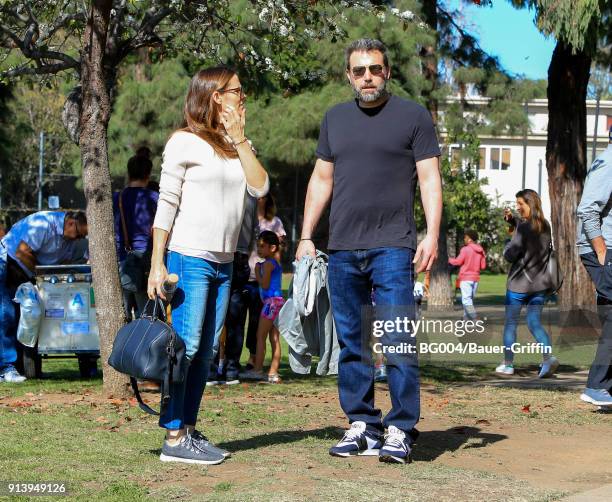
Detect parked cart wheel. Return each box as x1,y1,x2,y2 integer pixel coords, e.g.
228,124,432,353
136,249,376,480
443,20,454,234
22,345,42,379
78,355,98,379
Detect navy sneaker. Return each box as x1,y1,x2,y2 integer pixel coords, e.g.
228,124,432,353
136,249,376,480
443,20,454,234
379,426,412,464
329,421,382,457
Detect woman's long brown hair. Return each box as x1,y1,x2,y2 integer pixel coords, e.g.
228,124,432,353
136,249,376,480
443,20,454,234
515,189,550,234
180,66,238,159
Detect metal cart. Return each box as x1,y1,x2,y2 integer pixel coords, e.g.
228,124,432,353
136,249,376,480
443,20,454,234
20,264,100,378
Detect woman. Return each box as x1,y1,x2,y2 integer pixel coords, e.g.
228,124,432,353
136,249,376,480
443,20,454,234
258,193,286,244
496,189,559,378
147,67,269,464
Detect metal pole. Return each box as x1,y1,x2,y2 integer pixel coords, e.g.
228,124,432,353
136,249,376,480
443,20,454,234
591,93,601,162
538,159,542,194
38,131,44,211
521,101,528,189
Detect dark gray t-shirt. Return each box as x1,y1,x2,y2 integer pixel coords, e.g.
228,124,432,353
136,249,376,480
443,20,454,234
316,95,440,250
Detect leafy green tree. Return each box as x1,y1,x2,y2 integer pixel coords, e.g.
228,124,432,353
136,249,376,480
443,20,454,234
510,0,611,307
0,0,399,394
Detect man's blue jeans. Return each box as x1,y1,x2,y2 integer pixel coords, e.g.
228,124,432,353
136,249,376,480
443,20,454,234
502,290,551,363
159,251,232,430
328,247,419,436
0,243,18,371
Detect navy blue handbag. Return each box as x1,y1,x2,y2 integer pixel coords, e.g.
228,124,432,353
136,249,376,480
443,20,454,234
108,297,187,415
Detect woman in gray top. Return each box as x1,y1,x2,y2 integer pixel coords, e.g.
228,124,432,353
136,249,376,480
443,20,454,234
496,189,559,378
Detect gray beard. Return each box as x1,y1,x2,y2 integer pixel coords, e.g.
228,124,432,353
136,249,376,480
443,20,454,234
353,81,388,103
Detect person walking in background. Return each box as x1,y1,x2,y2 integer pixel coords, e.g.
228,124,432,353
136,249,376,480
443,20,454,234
496,189,559,379
113,152,159,320
448,229,486,320
297,38,442,464
147,66,269,465
241,231,285,383
576,127,612,408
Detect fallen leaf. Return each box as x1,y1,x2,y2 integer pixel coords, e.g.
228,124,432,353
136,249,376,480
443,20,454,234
108,398,124,406
12,401,33,408
521,404,531,413
476,419,491,426
95,416,109,423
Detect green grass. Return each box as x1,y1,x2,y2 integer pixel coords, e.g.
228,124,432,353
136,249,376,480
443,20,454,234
0,357,601,501
0,273,601,501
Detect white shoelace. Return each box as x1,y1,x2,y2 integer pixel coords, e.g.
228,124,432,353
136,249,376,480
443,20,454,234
342,424,365,442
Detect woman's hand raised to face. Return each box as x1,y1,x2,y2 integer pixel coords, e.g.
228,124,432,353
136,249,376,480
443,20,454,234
221,103,246,145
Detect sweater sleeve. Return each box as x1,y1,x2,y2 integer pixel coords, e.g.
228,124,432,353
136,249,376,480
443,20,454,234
246,173,269,198
577,156,612,241
448,247,466,266
153,133,190,232
503,224,525,263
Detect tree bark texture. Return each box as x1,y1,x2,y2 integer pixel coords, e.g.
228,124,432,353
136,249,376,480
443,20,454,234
546,41,595,308
427,210,454,308
80,0,128,396
420,0,452,307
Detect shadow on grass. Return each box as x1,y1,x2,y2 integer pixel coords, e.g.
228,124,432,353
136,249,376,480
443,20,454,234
148,426,507,462
414,427,507,462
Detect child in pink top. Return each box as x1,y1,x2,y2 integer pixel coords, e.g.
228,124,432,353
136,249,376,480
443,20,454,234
449,229,486,319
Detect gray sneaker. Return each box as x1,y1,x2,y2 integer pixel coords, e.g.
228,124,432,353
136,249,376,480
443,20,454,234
191,430,231,458
580,388,612,407
159,434,225,464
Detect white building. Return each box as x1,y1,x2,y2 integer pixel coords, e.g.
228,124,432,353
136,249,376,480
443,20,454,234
440,98,612,219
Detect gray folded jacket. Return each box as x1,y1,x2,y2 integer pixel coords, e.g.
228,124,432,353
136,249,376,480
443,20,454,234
275,251,339,375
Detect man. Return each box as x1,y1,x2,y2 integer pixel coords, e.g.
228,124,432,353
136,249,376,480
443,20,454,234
297,39,442,464
0,210,88,383
576,125,612,407
210,194,258,385
112,152,159,320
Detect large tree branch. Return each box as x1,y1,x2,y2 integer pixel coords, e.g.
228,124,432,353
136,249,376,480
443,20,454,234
0,61,77,78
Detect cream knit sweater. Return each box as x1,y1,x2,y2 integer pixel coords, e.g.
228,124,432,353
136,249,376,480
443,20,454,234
153,131,269,257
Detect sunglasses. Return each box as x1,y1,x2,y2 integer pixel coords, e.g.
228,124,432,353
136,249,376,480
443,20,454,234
350,64,385,78
219,86,246,99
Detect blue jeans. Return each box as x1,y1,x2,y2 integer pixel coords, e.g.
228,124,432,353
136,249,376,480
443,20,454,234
502,290,551,362
159,251,232,430
0,244,18,371
328,247,419,436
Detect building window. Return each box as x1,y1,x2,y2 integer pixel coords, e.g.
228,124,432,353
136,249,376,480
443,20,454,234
490,148,500,170
450,146,462,170
490,147,511,170
479,147,486,170
502,148,511,170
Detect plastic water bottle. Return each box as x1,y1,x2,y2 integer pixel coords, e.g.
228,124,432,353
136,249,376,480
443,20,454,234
14,283,43,347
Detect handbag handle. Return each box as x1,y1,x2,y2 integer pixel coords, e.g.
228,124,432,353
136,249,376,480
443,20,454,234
142,295,166,322
118,188,133,253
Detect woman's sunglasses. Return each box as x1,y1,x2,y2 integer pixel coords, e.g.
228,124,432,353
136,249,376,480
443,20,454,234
219,86,246,100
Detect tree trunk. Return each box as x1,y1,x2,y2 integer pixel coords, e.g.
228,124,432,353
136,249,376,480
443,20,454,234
420,0,452,307
428,210,454,308
546,41,595,308
80,0,128,396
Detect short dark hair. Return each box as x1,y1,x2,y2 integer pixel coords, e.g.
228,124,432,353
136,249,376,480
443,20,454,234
65,210,87,227
345,38,389,69
258,230,280,247
127,154,153,181
464,228,478,242
135,145,151,159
